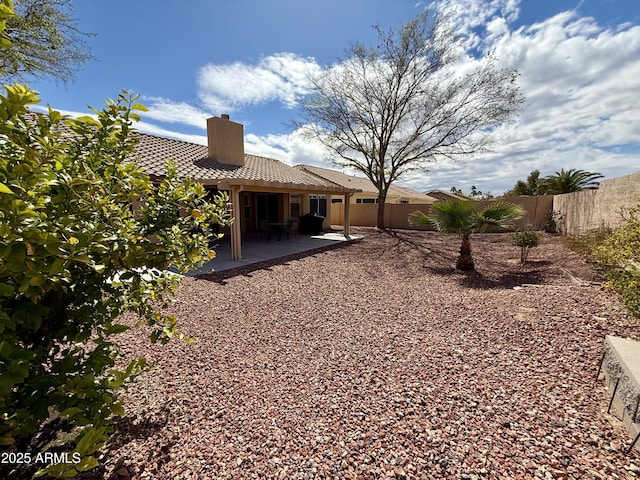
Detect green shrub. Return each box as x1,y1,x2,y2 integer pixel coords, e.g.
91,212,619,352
0,86,231,477
593,203,640,317
510,228,541,263
562,229,611,258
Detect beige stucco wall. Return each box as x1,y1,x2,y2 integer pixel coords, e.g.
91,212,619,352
330,203,434,229
331,196,552,230
332,193,431,204
553,171,640,235
498,195,553,230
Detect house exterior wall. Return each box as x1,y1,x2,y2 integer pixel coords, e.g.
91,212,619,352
553,171,640,235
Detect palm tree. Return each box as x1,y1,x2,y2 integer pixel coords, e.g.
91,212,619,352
409,199,525,270
539,168,603,194
505,169,542,196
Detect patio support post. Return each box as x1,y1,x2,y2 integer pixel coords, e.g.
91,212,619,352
230,185,242,260
344,192,353,238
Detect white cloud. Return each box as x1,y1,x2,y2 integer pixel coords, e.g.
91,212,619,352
129,3,639,196
135,121,208,145
141,97,213,129
196,53,321,113
244,128,334,168
491,13,640,152
429,0,521,49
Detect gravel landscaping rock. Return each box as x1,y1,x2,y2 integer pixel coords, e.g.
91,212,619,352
85,228,639,479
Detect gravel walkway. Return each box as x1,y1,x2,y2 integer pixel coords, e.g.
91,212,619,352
92,229,639,479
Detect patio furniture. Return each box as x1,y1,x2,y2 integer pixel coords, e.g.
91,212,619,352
299,213,324,234
258,220,269,240
286,218,299,240
267,222,289,241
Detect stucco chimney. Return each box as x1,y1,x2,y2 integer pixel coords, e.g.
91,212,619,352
207,114,244,166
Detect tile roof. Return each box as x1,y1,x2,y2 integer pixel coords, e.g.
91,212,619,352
390,184,438,202
297,165,375,192
134,134,345,191
297,165,436,201
424,189,468,200
23,111,355,193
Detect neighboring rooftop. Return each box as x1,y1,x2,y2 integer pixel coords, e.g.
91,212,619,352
298,164,436,201
423,189,468,201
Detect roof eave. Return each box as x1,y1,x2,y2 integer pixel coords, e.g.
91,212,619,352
217,178,359,194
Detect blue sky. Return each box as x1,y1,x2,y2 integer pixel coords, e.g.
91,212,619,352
27,0,640,195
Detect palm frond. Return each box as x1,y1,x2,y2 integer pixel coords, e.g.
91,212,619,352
408,210,433,227
432,199,478,233
473,201,524,232
540,168,604,194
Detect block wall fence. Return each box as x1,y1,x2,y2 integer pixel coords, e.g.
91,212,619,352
330,171,639,235
330,195,554,230
553,171,640,235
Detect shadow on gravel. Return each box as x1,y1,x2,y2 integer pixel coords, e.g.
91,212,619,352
383,229,458,266
78,404,175,480
381,229,552,289
456,268,548,290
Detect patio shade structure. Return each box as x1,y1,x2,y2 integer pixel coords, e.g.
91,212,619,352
217,178,357,261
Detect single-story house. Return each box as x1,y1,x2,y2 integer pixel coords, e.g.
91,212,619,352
26,111,360,261
132,115,361,260
297,165,437,204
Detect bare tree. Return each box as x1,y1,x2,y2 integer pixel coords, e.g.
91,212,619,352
0,0,93,83
295,10,524,229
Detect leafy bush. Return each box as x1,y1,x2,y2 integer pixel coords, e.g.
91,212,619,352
510,228,541,263
593,203,640,317
0,86,231,477
563,229,611,259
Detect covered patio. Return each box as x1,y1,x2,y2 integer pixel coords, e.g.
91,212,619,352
133,113,362,266
218,180,358,262
191,230,363,274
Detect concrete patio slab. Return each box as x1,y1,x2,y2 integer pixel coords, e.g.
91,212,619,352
190,231,362,275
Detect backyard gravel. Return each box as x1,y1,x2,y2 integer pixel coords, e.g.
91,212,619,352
89,228,639,479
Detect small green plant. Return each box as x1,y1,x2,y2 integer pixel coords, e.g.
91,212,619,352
563,229,611,260
592,203,640,318
511,228,541,263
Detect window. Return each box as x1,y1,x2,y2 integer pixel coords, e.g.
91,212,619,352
331,198,343,204
400,200,410,204
309,194,327,217
356,198,377,204
290,194,301,218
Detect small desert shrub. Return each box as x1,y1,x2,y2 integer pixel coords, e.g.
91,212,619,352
592,204,640,317
511,229,541,263
563,229,611,259
543,209,563,233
